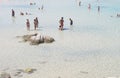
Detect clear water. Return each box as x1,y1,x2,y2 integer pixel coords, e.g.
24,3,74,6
0,0,120,77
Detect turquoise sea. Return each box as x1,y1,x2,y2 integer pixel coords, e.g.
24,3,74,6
0,0,120,78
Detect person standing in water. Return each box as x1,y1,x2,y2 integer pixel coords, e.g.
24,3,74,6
69,18,73,26
12,9,15,17
98,6,100,12
35,17,39,28
59,17,64,30
88,4,91,10
79,1,81,6
34,19,37,30
26,19,30,31
41,5,44,10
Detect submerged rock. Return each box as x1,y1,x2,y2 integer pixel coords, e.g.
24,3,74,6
30,35,44,45
18,33,55,45
22,33,37,42
24,68,36,74
44,36,55,43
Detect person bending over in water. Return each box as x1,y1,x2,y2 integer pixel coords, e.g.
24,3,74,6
69,18,73,26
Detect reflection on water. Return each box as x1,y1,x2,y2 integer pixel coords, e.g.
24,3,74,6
70,25,74,31
11,16,16,23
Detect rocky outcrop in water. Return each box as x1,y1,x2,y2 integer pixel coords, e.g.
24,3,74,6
17,33,55,45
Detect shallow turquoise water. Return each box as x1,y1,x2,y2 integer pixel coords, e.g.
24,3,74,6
0,0,120,77
0,0,120,59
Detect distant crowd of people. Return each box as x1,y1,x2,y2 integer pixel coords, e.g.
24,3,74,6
11,1,101,31
11,0,119,31
77,0,101,12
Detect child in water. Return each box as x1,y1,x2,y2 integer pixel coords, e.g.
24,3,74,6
26,19,30,31
59,17,64,30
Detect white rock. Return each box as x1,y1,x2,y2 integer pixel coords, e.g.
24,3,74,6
30,36,36,40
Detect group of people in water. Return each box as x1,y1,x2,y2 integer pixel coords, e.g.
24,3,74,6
59,17,73,30
11,1,101,31
77,0,100,12
26,17,39,31
11,0,101,31
12,9,39,31
26,17,73,31
12,9,73,31
87,3,100,12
